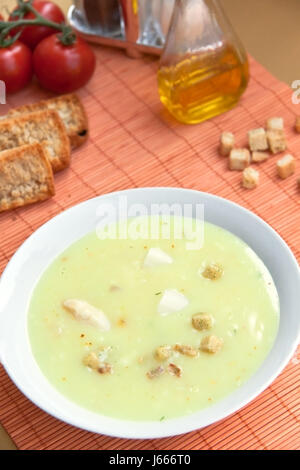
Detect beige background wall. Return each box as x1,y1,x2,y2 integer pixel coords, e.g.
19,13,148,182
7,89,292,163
0,0,299,450
221,0,300,86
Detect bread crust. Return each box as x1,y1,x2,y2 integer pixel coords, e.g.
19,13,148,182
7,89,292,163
0,110,71,173
8,93,88,149
0,143,55,212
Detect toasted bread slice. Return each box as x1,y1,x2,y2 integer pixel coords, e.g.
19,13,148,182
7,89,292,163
8,94,88,149
0,143,55,212
0,110,70,172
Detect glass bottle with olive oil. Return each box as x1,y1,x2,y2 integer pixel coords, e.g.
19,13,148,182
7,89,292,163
158,0,249,124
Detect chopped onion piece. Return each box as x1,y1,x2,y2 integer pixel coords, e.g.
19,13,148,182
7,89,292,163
158,289,189,316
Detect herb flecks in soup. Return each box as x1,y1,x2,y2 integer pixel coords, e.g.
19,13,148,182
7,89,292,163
28,218,279,421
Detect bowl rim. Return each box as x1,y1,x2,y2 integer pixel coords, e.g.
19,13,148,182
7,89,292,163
0,186,299,440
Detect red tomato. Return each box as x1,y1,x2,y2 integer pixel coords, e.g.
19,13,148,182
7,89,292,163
33,34,96,93
0,41,33,93
10,1,65,49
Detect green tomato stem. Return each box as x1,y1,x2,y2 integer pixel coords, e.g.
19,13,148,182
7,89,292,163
0,0,76,48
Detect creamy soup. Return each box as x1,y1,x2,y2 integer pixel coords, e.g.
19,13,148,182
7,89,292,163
28,217,279,421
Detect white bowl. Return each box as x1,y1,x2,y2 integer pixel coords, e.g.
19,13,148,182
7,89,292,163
0,187,299,439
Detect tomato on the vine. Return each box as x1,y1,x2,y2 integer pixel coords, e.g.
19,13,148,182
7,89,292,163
33,34,96,93
10,1,65,49
0,41,33,93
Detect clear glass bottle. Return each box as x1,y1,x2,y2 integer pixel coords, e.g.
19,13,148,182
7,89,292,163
158,0,249,124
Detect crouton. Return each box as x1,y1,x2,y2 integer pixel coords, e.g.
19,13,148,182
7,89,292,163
192,313,213,331
200,335,223,354
167,363,182,377
220,132,235,156
202,263,223,280
252,151,269,163
276,154,296,179
147,365,165,379
248,128,268,152
155,345,172,361
8,93,88,149
83,352,113,374
267,129,287,154
266,117,284,131
0,110,70,172
242,167,259,189
83,352,101,370
0,143,55,212
98,363,113,375
173,344,198,357
295,117,300,134
229,149,250,171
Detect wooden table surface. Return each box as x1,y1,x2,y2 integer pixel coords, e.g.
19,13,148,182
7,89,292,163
0,0,299,450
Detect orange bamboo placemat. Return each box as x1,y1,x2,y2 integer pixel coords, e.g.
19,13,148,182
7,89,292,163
0,47,299,450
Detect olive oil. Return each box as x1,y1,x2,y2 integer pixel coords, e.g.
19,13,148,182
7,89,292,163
158,45,249,124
